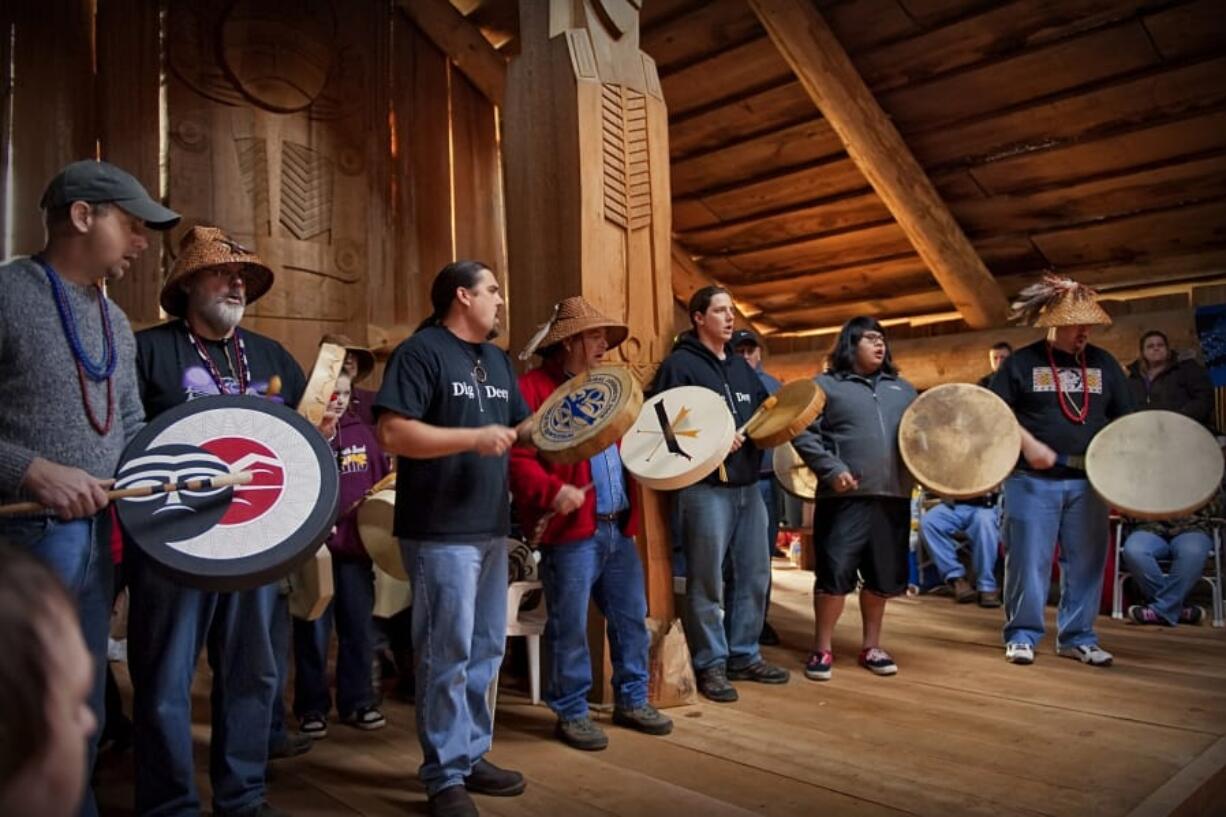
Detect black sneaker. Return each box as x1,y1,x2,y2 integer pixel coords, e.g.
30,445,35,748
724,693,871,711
727,660,790,684
1180,605,1207,626
612,704,673,735
758,622,781,646
298,712,327,739
429,785,479,817
555,716,609,751
697,665,739,702
268,731,312,760
340,705,386,731
803,650,833,681
464,758,526,796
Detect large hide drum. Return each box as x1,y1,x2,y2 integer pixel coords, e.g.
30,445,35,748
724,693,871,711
899,383,1021,500
622,386,735,491
773,442,818,500
1086,410,1223,520
531,365,643,465
746,379,826,449
373,565,412,618
114,396,340,591
357,487,407,580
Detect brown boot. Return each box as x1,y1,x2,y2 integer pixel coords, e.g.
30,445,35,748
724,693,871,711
950,577,976,604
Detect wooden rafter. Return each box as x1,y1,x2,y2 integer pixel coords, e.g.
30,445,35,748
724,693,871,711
748,0,1009,329
397,0,506,105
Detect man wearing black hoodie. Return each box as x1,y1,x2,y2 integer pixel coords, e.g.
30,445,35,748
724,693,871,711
650,287,791,702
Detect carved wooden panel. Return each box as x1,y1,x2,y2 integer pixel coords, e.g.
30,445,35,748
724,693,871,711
601,83,653,231
165,0,377,367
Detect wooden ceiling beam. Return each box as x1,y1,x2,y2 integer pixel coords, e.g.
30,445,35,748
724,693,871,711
749,0,1009,329
398,0,506,105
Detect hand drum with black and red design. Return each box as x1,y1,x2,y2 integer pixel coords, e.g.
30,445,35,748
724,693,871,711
115,395,340,591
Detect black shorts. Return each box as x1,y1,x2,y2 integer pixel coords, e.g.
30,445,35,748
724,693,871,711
811,496,911,596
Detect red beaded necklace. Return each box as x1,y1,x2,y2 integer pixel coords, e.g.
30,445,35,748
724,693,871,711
1046,342,1090,424
75,360,115,435
186,326,250,396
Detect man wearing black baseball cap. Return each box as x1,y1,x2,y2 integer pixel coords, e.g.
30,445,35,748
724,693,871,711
0,159,178,817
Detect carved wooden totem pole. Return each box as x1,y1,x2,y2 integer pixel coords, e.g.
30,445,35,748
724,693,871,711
504,1,679,694
165,0,377,365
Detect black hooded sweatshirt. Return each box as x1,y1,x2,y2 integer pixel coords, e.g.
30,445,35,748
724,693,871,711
648,331,770,487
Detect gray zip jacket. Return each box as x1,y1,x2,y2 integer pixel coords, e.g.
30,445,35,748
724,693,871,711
793,370,917,499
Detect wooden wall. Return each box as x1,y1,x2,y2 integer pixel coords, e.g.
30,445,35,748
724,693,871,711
1,0,506,374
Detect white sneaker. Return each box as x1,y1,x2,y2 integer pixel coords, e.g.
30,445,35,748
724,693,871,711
1004,643,1034,664
1057,644,1113,667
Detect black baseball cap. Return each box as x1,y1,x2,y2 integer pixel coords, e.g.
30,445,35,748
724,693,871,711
40,160,181,230
731,329,761,349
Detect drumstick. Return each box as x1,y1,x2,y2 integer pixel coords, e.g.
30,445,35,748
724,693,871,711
529,483,594,547
0,471,254,517
737,394,779,436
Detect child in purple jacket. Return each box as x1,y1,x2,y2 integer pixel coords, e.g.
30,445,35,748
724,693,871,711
292,373,392,737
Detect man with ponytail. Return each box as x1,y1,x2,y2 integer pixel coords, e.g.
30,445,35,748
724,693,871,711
375,261,533,817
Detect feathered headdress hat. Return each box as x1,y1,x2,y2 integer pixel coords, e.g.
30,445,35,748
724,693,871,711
1009,273,1112,328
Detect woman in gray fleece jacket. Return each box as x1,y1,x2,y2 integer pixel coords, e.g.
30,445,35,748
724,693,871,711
792,317,917,682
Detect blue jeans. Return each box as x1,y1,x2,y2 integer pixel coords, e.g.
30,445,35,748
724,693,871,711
268,590,291,752
675,482,769,672
294,556,377,718
0,515,112,817
920,503,1001,591
1121,529,1213,625
1001,474,1109,650
127,550,279,816
401,537,507,797
539,520,649,720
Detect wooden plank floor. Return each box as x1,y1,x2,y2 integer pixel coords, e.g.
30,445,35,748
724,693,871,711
96,564,1226,816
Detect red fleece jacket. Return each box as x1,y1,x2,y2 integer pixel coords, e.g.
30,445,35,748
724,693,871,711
509,360,640,545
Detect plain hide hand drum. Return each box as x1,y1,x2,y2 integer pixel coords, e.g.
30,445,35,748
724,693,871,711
1086,410,1223,520
288,546,334,621
622,386,735,491
299,341,347,427
745,379,826,449
773,441,819,500
899,383,1021,500
357,483,407,580
114,395,340,591
531,365,643,465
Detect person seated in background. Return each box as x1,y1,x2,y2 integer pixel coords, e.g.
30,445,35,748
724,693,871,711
919,493,1002,608
1122,436,1224,627
0,544,98,817
978,342,1013,388
1127,330,1214,428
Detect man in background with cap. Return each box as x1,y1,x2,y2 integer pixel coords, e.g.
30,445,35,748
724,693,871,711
0,159,179,817
731,329,784,646
127,226,305,817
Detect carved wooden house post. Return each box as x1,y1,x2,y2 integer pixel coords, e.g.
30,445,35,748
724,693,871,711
504,0,678,701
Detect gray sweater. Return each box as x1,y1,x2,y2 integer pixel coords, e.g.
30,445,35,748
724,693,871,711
793,370,917,499
0,256,144,504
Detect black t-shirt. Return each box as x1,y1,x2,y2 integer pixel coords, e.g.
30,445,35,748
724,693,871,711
135,320,306,418
991,339,1132,479
374,325,530,542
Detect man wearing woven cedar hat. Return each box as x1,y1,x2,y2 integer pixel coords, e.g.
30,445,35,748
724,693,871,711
0,159,179,817
127,227,306,817
990,275,1133,668
509,297,673,752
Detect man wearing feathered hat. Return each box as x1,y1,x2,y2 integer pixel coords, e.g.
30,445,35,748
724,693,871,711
990,274,1133,668
127,226,307,817
509,297,673,752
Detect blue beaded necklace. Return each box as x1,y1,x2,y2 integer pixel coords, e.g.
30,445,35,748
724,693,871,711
34,256,117,381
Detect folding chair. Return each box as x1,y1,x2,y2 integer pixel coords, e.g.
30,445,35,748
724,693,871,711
1111,519,1224,628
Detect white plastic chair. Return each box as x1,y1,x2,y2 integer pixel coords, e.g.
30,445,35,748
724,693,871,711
486,579,547,724
1111,519,1224,628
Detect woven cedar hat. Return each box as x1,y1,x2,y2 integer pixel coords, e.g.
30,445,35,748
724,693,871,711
320,333,376,385
1010,273,1112,328
518,296,629,360
160,226,274,319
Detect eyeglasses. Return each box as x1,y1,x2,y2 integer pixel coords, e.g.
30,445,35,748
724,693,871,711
861,332,886,346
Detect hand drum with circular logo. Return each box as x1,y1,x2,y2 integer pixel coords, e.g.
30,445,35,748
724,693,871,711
622,386,736,491
531,365,643,465
115,395,340,591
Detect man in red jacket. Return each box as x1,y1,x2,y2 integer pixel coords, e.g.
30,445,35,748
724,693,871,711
510,297,673,751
